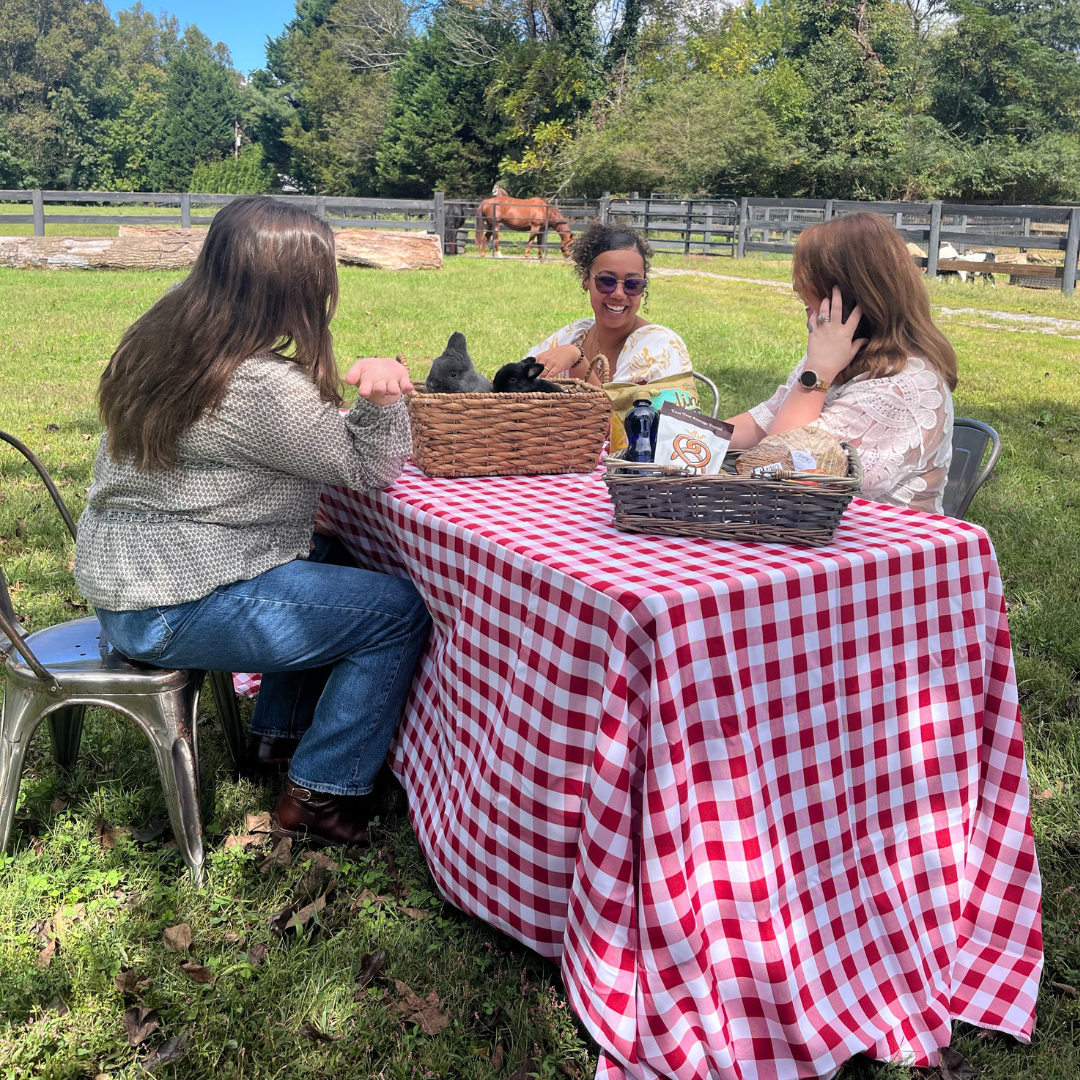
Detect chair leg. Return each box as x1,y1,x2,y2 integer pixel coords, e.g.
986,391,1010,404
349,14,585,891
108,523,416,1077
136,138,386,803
117,679,206,885
48,704,86,771
208,671,246,771
0,683,53,854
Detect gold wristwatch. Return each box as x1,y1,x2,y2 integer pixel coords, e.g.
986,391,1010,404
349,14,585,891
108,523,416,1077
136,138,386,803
799,369,830,393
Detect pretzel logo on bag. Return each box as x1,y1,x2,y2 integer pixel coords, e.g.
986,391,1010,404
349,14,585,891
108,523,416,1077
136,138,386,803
655,404,733,477
671,432,712,469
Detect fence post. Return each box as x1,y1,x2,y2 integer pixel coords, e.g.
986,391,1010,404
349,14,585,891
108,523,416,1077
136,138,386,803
540,203,550,261
684,200,692,257
824,199,834,222
737,197,749,257
599,193,610,225
1063,207,1080,296
926,201,942,278
433,191,445,252
316,195,326,221
32,189,44,236
704,204,713,252
180,192,191,229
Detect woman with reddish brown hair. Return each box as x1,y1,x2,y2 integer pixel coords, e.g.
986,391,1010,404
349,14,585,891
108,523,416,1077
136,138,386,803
726,212,958,513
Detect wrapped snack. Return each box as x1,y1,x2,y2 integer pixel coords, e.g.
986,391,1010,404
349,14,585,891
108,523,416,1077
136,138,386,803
735,426,848,478
654,403,734,476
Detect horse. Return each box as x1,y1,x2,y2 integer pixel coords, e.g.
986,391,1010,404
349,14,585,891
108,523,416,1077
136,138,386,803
475,185,574,258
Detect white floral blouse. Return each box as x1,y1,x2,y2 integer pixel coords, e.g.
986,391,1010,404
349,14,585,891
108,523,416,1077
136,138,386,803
527,318,692,384
748,355,954,514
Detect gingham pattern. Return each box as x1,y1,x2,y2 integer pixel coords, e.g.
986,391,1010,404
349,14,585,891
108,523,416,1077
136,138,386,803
241,465,1043,1080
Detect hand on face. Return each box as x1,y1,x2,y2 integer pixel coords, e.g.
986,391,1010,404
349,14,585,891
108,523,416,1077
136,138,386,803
345,356,414,406
804,286,869,381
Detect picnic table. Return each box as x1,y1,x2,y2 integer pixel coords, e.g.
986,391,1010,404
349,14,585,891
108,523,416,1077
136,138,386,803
244,464,1044,1080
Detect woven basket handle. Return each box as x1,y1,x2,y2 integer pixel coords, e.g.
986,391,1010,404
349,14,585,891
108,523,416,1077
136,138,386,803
584,353,610,384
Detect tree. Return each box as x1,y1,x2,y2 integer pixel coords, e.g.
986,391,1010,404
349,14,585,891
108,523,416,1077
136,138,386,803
147,31,242,191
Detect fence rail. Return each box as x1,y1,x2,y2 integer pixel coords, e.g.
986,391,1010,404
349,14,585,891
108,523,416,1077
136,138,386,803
2,189,1078,293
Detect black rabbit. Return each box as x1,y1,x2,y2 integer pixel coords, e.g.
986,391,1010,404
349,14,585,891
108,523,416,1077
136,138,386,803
492,360,566,394
425,332,493,393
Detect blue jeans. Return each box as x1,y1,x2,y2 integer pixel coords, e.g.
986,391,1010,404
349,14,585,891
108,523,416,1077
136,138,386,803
95,537,431,795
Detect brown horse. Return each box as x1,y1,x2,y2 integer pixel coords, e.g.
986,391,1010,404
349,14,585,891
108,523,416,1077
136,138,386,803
476,185,574,258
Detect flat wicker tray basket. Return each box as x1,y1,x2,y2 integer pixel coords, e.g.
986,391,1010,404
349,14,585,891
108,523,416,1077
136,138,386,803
604,444,863,546
407,375,613,478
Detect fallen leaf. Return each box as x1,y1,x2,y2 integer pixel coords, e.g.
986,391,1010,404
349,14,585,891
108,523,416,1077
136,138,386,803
508,1059,539,1080
355,949,387,990
96,816,130,849
180,961,213,984
268,900,303,935
559,1063,582,1078
224,832,262,851
1052,980,1080,998
298,1021,335,1043
248,942,268,966
52,903,86,939
295,866,335,905
1035,788,1054,801
114,967,152,994
67,560,75,572
162,839,177,849
145,1032,190,1070
351,889,388,910
123,1005,161,1046
491,1043,505,1071
408,1003,449,1036
287,889,333,933
36,937,56,968
162,923,192,952
49,796,68,815
938,1047,976,1080
402,906,430,921
81,433,91,441
392,979,427,1012
257,836,292,873
299,851,339,872
245,811,272,834
130,819,166,844
224,932,246,947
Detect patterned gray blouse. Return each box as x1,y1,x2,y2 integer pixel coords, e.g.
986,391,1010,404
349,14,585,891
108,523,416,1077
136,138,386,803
75,353,412,611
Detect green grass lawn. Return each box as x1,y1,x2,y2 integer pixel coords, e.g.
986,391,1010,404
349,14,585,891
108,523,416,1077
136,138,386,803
2,257,1079,1079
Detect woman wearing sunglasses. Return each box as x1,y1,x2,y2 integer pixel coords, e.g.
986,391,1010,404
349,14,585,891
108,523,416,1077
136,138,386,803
527,223,691,388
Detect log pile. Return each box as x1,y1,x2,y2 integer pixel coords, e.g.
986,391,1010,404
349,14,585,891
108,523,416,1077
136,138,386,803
0,226,443,271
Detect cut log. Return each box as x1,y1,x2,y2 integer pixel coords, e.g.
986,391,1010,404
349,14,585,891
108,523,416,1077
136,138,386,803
334,229,442,270
0,233,203,270
0,226,443,271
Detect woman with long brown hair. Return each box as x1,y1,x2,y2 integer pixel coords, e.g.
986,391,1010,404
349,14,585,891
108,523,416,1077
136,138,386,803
75,196,430,847
726,212,957,513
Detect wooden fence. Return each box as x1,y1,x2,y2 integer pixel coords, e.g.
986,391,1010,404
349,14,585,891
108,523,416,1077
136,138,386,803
3,189,1078,293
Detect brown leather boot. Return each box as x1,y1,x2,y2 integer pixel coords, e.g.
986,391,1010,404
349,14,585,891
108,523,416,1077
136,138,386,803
241,734,300,778
272,778,375,847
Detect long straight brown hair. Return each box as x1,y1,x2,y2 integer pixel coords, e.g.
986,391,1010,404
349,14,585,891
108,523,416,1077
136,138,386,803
792,212,958,390
99,196,341,470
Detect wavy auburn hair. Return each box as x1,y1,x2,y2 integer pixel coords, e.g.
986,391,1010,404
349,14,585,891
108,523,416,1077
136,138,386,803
792,212,957,390
99,196,341,470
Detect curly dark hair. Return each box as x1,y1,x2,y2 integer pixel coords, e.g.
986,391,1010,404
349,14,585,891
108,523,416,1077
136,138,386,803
570,222,652,284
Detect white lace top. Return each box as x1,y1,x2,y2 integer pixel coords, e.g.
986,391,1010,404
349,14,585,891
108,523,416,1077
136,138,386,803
748,355,954,513
527,318,692,383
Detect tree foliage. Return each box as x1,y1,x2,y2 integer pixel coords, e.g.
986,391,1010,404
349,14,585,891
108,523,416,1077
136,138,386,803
1,0,1077,199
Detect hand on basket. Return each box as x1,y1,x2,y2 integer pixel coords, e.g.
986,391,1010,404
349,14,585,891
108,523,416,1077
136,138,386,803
345,356,413,407
536,344,584,379
805,287,869,382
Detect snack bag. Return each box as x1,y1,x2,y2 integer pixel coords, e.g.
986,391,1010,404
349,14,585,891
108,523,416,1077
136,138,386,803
603,372,701,453
654,403,734,476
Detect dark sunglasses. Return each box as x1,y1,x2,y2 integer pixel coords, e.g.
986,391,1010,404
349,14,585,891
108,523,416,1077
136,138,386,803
591,272,646,297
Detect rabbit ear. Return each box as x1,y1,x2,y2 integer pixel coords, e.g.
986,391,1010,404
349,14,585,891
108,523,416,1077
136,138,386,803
525,363,544,379
447,332,467,353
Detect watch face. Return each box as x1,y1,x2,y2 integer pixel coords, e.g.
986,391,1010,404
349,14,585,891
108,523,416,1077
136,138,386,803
799,369,818,388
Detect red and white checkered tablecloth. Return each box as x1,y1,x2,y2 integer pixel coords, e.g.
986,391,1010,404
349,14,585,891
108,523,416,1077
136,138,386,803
238,464,1043,1080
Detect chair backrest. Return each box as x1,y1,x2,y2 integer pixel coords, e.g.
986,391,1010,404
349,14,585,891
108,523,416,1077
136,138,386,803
942,418,1002,519
692,371,720,419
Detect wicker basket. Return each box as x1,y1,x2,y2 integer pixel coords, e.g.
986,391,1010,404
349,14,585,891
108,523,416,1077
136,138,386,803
407,370,612,478
603,444,863,546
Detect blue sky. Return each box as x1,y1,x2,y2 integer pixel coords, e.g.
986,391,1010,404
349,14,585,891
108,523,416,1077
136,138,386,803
148,0,299,74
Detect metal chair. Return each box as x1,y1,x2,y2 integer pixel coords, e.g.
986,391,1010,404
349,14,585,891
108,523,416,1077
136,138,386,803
943,418,1002,519
692,371,720,419
0,429,247,883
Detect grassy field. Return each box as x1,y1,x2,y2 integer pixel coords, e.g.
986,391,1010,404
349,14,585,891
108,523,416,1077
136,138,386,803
1,255,1079,1080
